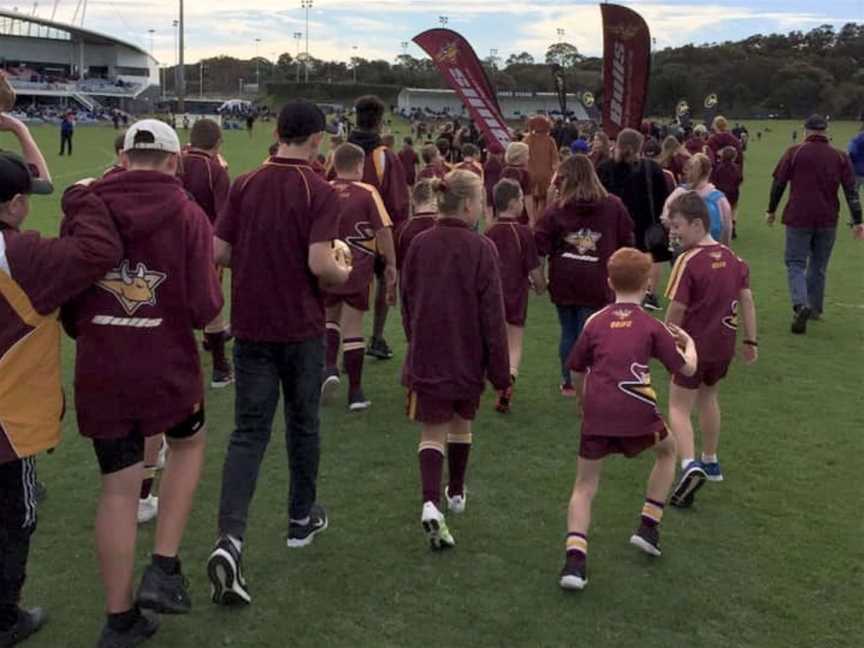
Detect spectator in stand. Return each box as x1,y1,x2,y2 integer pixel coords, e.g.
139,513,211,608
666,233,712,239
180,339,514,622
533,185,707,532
848,123,864,195
707,116,743,169
711,147,743,239
59,112,74,157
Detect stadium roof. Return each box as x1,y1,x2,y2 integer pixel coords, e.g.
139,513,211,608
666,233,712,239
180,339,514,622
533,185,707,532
0,9,156,63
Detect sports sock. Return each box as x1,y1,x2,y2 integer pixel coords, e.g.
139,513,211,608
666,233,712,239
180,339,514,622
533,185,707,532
565,532,588,561
139,466,156,499
343,337,366,392
446,432,472,497
325,321,341,370
418,441,445,506
681,458,694,471
152,553,179,575
701,453,718,464
640,498,665,528
204,332,229,373
107,606,141,632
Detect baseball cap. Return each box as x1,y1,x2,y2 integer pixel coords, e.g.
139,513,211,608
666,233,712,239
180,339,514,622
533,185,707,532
0,151,53,202
123,119,181,153
804,114,827,131
570,139,590,154
278,100,326,140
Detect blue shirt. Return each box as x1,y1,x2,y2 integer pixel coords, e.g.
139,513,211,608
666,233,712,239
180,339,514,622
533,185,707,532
849,132,864,176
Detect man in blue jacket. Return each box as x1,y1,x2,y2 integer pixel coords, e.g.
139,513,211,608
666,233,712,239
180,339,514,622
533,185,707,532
849,123,864,194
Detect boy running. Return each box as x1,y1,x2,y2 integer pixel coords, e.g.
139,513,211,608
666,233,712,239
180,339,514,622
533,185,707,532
401,169,510,550
322,143,397,411
485,179,546,413
62,120,222,647
664,191,758,508
560,248,698,591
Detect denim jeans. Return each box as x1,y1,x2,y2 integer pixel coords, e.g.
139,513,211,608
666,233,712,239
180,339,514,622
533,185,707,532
555,305,597,385
784,227,837,315
217,337,324,539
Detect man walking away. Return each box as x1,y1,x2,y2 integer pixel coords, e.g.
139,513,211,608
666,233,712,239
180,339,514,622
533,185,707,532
848,123,864,196
59,113,74,157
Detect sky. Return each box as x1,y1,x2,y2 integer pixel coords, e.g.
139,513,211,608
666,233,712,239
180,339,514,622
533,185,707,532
7,0,864,65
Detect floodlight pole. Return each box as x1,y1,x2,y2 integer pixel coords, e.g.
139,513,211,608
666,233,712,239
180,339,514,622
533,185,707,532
177,0,185,113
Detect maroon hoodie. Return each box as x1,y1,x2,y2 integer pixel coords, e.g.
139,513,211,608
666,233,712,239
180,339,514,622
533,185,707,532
61,170,223,435
534,195,635,308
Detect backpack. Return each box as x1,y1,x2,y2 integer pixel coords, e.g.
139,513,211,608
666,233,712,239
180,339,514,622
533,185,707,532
704,190,725,241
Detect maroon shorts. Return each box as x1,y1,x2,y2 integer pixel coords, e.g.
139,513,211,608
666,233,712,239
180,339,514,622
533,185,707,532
78,403,203,441
504,290,529,327
673,360,730,389
579,425,668,460
323,287,371,312
406,390,479,425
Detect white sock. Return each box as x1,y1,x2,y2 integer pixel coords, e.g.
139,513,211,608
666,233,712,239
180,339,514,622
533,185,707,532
701,453,718,464
227,535,243,552
681,458,694,471
290,516,310,526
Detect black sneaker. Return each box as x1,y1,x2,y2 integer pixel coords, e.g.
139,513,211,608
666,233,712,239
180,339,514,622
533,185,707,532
366,338,394,360
211,367,234,389
207,536,251,606
670,461,707,508
642,293,661,311
0,607,47,647
286,504,328,548
348,389,371,412
630,524,662,557
136,563,191,615
559,556,588,591
97,611,158,648
791,305,811,335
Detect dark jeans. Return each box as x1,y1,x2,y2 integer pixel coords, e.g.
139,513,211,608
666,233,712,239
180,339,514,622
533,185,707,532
217,337,324,540
784,226,836,315
555,305,596,385
0,458,37,631
59,132,73,156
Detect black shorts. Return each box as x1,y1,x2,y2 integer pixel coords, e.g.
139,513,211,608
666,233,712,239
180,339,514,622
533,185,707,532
374,255,387,277
92,408,205,475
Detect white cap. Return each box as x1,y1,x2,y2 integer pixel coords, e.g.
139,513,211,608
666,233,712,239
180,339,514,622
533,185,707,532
124,119,181,154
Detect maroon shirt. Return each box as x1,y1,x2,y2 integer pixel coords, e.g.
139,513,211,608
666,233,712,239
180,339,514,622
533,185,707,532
401,217,510,399
364,146,409,227
484,156,503,206
103,165,126,178
484,218,540,326
711,160,743,206
181,149,230,224
534,195,635,308
395,212,436,271
685,137,705,156
569,305,686,438
418,161,449,181
61,171,222,433
326,179,391,296
707,132,743,168
772,135,856,228
501,165,533,225
216,157,341,343
665,243,750,364
398,147,419,186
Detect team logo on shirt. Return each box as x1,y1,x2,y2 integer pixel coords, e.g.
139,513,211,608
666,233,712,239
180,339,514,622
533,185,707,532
617,363,658,407
345,221,377,256
610,309,634,329
563,229,602,261
722,300,740,331
97,260,167,316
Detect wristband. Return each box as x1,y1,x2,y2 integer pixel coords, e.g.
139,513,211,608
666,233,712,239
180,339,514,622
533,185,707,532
743,340,758,347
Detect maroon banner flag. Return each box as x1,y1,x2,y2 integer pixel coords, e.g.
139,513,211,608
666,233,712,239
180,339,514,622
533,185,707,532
413,29,511,154
601,3,652,139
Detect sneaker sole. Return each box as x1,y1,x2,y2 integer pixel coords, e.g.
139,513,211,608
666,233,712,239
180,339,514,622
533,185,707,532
559,575,587,590
643,303,661,311
286,517,329,548
630,534,662,557
421,518,455,550
348,401,371,412
320,376,341,401
671,470,707,507
211,379,235,389
705,474,724,483
207,551,251,606
791,308,811,334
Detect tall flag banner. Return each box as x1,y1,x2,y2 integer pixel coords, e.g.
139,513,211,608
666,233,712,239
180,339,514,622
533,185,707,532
551,63,568,115
413,29,511,154
601,3,652,138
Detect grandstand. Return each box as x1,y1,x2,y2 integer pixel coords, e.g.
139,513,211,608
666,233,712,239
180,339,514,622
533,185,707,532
397,87,594,121
0,8,158,114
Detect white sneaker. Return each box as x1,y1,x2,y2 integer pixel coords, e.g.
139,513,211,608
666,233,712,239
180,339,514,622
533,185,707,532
137,494,159,524
155,439,168,471
421,501,455,550
445,486,467,514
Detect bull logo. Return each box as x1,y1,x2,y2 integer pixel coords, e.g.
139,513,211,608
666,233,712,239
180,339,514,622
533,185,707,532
582,91,595,108
705,93,719,109
97,260,167,316
564,228,602,255
435,42,460,65
676,100,690,117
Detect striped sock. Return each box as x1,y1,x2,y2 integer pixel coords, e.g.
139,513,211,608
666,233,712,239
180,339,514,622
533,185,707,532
565,532,588,560
641,498,665,528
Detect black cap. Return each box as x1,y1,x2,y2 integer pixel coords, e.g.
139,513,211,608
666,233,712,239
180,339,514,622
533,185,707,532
0,151,52,202
804,114,828,131
277,100,325,140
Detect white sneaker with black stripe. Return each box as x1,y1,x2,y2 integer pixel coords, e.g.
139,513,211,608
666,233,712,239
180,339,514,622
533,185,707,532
207,535,251,606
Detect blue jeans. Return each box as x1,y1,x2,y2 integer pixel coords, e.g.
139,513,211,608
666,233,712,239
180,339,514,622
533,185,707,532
784,227,837,315
555,305,596,385
217,337,324,539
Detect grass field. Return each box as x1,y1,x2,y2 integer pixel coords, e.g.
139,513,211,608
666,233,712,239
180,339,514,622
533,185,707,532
2,119,862,648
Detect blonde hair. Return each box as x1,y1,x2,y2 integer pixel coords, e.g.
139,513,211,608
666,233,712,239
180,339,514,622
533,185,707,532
412,179,438,208
435,169,483,215
712,116,728,132
505,141,529,165
557,155,609,205
658,135,687,169
421,143,439,164
685,153,712,186
615,128,644,163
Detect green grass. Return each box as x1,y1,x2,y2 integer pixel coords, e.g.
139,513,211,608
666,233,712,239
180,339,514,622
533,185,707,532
3,119,863,648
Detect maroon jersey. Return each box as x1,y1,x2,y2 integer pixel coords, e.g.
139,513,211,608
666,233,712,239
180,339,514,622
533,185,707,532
483,155,503,206
665,243,750,364
180,148,230,224
711,160,742,206
103,165,126,178
685,137,705,156
569,305,686,438
61,171,223,435
534,195,635,308
401,217,510,400
484,218,540,326
357,140,409,227
395,212,436,271
418,161,449,181
772,134,856,228
501,165,533,225
707,132,743,168
326,179,392,296
216,157,341,343
398,147,419,186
